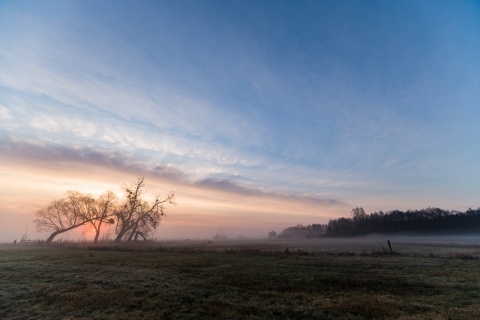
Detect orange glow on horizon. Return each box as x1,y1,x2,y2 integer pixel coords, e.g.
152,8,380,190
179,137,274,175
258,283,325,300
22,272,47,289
0,157,346,242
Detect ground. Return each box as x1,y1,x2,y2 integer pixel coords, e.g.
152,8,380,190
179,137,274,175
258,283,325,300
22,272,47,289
1,237,480,319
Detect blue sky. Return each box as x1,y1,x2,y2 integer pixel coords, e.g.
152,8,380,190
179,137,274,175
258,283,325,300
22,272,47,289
1,0,479,240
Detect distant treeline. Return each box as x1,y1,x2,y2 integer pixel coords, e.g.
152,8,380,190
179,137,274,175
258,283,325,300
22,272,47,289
328,207,480,236
278,207,480,238
278,223,328,238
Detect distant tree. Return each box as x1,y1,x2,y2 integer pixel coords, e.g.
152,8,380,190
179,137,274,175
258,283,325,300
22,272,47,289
278,224,328,238
89,191,118,243
351,207,367,233
114,177,175,243
267,230,277,239
34,191,95,244
351,207,366,221
327,217,355,235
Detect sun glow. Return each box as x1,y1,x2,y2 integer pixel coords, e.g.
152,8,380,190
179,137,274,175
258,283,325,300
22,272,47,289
0,159,344,241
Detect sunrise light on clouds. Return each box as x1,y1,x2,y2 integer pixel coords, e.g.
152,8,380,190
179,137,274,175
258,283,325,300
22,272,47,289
1,0,479,242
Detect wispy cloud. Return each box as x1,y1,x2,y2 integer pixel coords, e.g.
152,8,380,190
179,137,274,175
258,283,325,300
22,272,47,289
0,136,345,208
0,105,11,120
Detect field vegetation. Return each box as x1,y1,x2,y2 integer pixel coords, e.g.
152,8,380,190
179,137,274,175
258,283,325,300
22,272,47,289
1,237,480,319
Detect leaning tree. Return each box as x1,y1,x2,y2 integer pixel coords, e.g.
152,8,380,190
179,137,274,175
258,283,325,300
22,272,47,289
114,177,175,243
34,190,96,244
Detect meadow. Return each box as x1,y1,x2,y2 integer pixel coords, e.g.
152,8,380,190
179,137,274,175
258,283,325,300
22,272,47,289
1,237,480,319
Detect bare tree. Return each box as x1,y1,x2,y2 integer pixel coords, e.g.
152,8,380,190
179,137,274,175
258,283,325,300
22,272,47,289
114,177,174,243
89,191,118,243
34,191,95,244
267,230,277,239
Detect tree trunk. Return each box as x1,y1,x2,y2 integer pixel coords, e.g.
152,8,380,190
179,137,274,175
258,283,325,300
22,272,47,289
127,221,140,242
127,232,134,242
46,230,62,244
45,222,89,244
114,229,126,243
93,224,101,243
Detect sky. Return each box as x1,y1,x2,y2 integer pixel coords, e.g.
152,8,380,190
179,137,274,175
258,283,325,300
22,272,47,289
1,0,479,242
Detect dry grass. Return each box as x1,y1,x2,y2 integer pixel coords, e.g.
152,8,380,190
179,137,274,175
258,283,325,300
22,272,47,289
1,238,480,319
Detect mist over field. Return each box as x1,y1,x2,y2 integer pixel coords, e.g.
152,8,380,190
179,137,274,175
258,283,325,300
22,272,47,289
3,236,480,318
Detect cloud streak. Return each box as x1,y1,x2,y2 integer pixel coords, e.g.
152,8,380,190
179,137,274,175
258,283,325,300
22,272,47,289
0,137,344,207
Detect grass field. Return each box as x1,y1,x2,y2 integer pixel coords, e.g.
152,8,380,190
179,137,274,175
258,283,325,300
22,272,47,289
1,237,480,319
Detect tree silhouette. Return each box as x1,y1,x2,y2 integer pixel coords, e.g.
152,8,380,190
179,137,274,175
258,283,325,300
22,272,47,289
34,178,175,243
114,177,175,243
326,207,480,236
267,230,277,239
34,191,96,244
89,191,118,242
278,224,328,238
